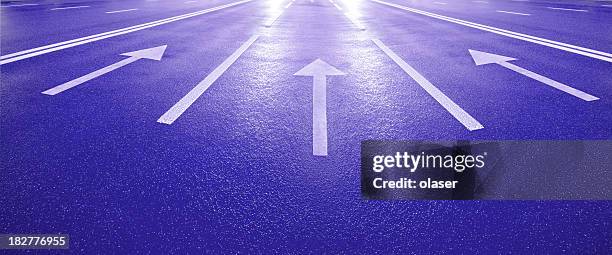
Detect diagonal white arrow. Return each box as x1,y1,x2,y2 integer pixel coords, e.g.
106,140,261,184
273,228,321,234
42,45,167,95
469,49,599,101
294,59,345,156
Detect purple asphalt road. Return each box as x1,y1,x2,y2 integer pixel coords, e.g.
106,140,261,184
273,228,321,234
1,0,611,253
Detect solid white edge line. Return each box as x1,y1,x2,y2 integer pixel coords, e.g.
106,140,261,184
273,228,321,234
372,39,484,131
1,0,253,64
370,0,612,63
157,35,259,125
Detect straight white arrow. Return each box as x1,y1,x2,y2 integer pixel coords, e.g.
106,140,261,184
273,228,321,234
469,49,599,101
42,45,167,95
294,59,345,156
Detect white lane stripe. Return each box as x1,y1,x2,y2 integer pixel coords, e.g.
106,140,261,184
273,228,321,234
264,4,288,27
473,1,488,3
50,5,90,10
330,0,365,30
264,13,282,27
371,0,612,63
330,0,343,10
105,8,138,14
1,3,39,7
546,7,588,12
372,39,484,131
603,5,612,7
434,2,447,5
344,13,366,30
0,0,253,65
284,0,294,8
157,35,259,125
184,1,197,3
496,10,531,15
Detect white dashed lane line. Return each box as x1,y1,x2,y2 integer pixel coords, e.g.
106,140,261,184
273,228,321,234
50,6,90,11
0,3,39,7
105,8,139,14
496,10,531,16
546,7,588,12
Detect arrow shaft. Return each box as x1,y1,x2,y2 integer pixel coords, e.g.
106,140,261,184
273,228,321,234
313,75,328,156
499,62,599,101
42,57,139,95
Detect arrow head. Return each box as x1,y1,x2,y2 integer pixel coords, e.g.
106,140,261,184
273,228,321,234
121,45,168,61
468,49,517,66
294,59,345,76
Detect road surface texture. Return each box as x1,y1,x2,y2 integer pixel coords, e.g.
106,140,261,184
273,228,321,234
1,0,611,253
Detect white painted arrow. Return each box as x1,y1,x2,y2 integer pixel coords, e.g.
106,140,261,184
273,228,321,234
294,59,345,156
469,49,599,101
42,45,167,95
